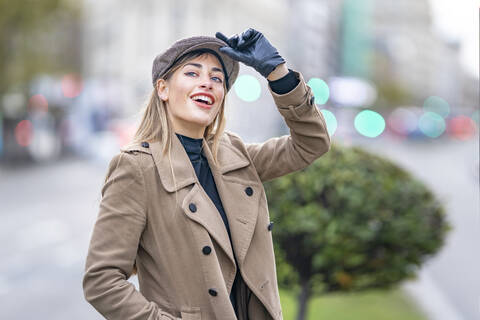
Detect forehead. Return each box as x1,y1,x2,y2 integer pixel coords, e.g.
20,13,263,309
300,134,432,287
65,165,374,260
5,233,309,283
183,53,223,70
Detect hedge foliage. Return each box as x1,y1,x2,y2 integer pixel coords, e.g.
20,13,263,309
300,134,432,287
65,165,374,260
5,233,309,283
265,143,451,295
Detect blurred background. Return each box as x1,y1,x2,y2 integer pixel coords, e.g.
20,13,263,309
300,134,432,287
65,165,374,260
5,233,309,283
0,0,478,319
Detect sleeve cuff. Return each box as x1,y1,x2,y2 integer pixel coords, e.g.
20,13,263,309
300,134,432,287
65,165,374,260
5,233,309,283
268,70,310,109
268,69,300,94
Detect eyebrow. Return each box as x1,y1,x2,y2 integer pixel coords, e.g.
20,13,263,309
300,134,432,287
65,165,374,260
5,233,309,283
183,63,223,74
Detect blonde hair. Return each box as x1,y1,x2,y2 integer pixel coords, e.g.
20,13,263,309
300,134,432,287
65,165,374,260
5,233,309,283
123,51,228,277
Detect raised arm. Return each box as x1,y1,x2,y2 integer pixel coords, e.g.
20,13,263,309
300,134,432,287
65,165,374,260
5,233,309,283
216,28,331,182
247,69,330,182
82,153,179,320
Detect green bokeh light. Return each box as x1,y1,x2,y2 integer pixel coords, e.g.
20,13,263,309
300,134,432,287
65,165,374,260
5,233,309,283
307,78,330,105
320,109,337,136
418,112,445,138
234,74,261,102
423,96,450,118
354,110,385,138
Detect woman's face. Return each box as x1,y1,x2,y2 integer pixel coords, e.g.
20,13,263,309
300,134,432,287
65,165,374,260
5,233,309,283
158,53,226,138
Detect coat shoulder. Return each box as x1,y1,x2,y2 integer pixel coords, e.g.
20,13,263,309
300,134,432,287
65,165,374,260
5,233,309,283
118,141,154,171
120,141,153,155
221,130,247,150
220,130,252,158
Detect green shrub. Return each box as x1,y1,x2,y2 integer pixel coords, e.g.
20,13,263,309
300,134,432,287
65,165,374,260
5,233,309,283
265,143,450,319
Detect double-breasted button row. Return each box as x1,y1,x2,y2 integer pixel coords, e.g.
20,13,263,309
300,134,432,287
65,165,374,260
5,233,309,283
203,248,215,297
245,187,253,196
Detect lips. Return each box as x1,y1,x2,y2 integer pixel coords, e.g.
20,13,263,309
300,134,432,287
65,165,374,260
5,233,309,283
192,99,212,109
190,92,215,105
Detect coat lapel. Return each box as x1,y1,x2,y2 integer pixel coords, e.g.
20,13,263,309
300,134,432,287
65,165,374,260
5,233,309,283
149,136,237,269
148,134,261,271
149,136,196,193
202,138,261,269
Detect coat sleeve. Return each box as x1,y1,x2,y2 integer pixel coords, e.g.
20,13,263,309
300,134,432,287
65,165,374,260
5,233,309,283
82,152,180,320
244,70,331,182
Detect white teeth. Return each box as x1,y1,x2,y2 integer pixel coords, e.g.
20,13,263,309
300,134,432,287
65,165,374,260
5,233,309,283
192,95,213,105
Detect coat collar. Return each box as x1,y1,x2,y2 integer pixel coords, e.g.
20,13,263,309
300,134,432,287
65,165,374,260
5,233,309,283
135,133,250,192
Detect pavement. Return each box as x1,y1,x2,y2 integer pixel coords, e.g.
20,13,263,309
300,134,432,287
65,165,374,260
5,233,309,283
0,156,110,319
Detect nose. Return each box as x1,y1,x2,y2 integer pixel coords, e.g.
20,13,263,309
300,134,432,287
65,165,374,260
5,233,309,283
199,74,214,90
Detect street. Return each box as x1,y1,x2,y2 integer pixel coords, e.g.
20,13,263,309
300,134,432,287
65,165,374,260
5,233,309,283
0,157,107,319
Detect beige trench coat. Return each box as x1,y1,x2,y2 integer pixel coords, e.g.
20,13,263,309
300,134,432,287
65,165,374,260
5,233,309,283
83,70,331,320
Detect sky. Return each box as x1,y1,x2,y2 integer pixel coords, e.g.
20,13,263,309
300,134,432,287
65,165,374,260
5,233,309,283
428,0,479,78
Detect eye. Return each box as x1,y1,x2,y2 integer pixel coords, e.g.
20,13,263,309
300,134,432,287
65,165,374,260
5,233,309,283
185,71,223,83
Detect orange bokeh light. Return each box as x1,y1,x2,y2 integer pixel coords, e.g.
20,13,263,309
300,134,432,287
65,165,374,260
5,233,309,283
15,120,33,147
447,116,478,140
28,94,49,113
61,73,83,98
111,122,137,147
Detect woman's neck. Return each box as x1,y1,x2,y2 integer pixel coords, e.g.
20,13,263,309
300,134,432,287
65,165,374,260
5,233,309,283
175,132,203,141
175,131,204,140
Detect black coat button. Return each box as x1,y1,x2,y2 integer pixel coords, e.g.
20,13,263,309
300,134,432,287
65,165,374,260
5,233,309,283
208,289,217,296
189,203,197,212
310,96,315,105
202,246,212,255
141,141,149,148
267,221,274,231
245,187,253,196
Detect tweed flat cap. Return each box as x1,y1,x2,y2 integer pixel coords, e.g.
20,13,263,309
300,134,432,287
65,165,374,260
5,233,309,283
152,36,240,91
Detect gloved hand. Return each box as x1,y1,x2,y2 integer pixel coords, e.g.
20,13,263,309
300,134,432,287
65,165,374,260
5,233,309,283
215,28,285,78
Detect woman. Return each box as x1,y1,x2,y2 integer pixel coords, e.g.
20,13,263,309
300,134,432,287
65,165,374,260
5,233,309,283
83,28,331,320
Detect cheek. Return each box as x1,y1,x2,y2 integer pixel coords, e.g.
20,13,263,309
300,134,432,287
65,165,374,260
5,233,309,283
215,92,225,111
212,102,224,121
168,78,188,101
216,88,225,104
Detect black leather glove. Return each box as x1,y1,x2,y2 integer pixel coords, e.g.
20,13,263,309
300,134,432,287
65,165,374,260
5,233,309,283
215,28,285,78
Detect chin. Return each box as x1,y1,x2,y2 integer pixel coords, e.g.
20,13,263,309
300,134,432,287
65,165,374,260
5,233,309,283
188,117,212,128
191,112,217,125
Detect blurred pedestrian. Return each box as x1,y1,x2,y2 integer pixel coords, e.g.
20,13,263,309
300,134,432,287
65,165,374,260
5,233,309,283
83,28,330,320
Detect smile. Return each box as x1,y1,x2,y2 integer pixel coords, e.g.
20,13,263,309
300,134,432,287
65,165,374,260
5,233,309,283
192,99,213,109
190,92,215,108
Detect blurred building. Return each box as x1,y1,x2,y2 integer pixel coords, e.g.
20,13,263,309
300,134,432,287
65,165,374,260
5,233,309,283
80,0,476,147
367,0,474,110
287,0,477,113
81,0,290,144
0,3,82,162
286,0,343,81
460,72,479,113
